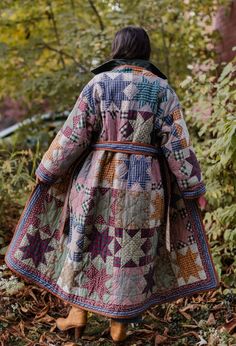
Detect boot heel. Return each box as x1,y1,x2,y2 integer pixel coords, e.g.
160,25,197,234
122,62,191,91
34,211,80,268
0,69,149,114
74,326,86,341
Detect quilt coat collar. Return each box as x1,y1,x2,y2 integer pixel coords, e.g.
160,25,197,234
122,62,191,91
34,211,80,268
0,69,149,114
91,58,167,80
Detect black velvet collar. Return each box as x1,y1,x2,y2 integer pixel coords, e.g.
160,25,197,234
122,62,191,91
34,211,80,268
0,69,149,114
91,59,167,80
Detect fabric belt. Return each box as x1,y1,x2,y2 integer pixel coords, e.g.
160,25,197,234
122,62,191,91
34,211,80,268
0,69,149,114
92,141,162,156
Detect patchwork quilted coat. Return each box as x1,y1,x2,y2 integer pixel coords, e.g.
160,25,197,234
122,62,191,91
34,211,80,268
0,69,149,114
6,60,218,318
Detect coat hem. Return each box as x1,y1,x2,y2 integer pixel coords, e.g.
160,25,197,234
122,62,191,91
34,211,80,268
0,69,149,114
5,253,219,319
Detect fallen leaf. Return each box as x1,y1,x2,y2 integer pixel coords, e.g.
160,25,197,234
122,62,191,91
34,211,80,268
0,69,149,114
155,334,168,345
176,298,184,305
147,310,168,323
142,323,155,330
39,333,46,343
100,326,110,336
212,303,223,311
193,296,205,303
196,335,207,345
5,312,16,321
127,328,153,336
18,320,25,337
81,335,97,341
36,314,55,324
179,309,192,320
34,305,49,319
220,317,236,334
163,327,169,336
180,303,199,312
20,306,29,313
208,334,219,346
0,316,9,323
50,324,57,332
28,289,38,303
182,324,199,329
207,313,216,326
210,290,220,299
181,331,200,339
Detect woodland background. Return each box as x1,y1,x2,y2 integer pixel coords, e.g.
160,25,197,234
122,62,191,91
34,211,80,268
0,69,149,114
0,0,235,345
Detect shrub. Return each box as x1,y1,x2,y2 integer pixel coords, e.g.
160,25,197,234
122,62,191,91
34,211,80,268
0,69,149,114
181,57,236,289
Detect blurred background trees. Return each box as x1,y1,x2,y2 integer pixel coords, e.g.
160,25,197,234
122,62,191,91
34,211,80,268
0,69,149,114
0,0,227,113
0,0,235,289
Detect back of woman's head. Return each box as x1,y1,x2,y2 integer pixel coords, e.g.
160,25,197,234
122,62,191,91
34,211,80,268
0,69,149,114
111,26,151,60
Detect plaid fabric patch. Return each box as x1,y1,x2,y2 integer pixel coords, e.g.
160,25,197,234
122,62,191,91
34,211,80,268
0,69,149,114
177,241,188,249
126,156,151,189
82,199,91,214
69,251,83,262
186,221,193,232
78,214,86,225
180,138,188,148
172,108,182,121
174,150,184,161
171,140,184,151
188,235,196,245
180,164,190,176
151,182,163,190
162,146,171,158
120,122,128,137
180,179,189,189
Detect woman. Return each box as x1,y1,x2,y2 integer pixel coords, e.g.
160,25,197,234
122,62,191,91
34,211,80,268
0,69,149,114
5,26,218,342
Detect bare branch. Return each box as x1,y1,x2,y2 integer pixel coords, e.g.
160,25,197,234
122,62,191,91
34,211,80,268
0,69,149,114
38,41,88,72
88,0,104,31
46,0,66,68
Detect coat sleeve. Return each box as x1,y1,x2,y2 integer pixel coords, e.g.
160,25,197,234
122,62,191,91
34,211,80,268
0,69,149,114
36,82,98,183
160,86,206,198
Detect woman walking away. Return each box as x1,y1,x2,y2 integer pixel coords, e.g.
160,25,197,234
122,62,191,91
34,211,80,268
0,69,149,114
5,26,218,342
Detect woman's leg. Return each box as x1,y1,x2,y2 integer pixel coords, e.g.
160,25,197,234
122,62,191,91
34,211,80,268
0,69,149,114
110,315,142,341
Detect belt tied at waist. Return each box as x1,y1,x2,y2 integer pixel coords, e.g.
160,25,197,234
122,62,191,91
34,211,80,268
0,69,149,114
92,141,163,156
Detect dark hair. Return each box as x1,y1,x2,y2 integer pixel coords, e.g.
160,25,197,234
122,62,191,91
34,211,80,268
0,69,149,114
111,26,151,60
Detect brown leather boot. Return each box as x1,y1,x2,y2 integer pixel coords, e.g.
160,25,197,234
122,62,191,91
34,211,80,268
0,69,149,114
56,306,87,339
110,320,127,342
